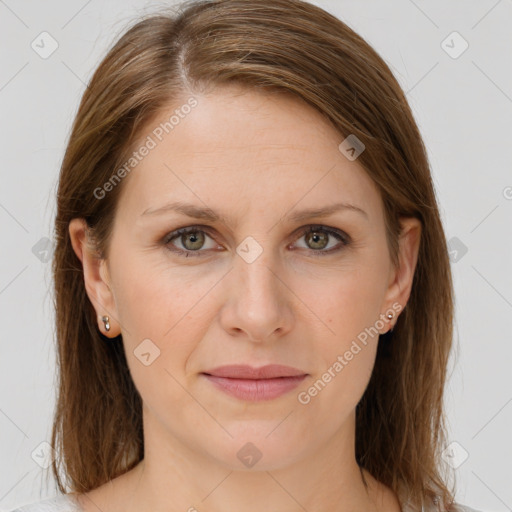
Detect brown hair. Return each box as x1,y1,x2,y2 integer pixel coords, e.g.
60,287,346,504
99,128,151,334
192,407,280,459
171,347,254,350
50,1,456,510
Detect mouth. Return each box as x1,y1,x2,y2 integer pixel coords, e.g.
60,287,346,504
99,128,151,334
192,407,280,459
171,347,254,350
201,364,308,401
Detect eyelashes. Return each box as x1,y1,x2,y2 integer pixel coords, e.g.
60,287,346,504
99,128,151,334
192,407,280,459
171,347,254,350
163,224,351,258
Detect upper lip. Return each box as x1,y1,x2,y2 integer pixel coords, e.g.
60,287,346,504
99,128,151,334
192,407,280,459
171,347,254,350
203,364,307,379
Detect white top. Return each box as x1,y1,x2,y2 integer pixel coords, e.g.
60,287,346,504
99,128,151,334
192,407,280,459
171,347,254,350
9,492,484,512
8,494,81,512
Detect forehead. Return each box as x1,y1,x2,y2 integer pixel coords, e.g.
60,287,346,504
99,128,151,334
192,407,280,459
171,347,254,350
116,85,383,224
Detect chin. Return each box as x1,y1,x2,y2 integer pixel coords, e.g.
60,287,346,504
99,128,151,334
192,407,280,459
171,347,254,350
201,427,310,472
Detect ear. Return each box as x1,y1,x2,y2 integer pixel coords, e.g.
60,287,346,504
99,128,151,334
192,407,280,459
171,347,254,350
381,216,422,331
68,218,121,337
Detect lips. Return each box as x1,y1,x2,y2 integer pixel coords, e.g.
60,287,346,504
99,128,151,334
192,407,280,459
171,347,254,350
201,364,308,401
203,364,307,379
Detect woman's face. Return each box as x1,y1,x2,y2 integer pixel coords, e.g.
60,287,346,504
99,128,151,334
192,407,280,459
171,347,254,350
72,84,420,471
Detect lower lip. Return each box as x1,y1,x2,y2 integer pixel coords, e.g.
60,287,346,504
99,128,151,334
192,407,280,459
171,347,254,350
202,374,307,401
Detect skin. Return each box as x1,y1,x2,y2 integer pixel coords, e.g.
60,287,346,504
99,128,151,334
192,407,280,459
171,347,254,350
69,83,421,512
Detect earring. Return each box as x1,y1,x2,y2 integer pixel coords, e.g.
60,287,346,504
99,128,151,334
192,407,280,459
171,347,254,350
101,315,110,332
387,312,395,333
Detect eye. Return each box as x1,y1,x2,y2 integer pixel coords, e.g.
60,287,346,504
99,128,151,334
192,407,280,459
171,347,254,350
164,226,220,257
292,225,350,256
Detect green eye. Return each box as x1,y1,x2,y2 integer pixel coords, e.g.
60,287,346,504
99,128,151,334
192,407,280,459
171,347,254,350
164,227,216,257
294,225,350,256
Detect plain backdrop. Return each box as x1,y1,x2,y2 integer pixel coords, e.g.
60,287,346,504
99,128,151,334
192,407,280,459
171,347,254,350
1,1,511,511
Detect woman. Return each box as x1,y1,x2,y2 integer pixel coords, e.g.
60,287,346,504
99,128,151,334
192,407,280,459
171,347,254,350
10,0,482,511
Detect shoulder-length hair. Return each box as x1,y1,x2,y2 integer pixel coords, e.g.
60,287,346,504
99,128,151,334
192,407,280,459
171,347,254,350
50,1,456,510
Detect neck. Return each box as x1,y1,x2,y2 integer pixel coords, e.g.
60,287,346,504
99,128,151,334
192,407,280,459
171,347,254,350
108,409,394,512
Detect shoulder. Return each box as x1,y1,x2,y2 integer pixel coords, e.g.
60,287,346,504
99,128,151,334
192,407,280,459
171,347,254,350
7,493,82,512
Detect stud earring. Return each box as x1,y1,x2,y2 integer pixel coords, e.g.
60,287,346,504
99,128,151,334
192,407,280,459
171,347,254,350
101,315,110,332
387,312,395,333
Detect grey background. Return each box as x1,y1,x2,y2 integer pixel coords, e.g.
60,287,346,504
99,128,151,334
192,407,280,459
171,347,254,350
1,0,511,511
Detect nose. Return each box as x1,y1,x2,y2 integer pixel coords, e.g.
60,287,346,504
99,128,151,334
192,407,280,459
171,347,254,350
219,245,294,342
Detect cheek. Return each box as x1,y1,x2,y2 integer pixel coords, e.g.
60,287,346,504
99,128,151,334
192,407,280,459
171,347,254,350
112,249,220,339
296,275,382,421
303,262,386,343
297,259,386,394
111,252,226,393
112,259,209,417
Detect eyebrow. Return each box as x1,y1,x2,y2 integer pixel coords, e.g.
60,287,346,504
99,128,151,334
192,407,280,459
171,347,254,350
141,200,368,224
